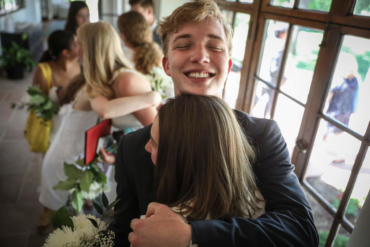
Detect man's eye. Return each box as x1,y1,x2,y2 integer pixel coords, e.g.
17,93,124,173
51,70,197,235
209,46,222,51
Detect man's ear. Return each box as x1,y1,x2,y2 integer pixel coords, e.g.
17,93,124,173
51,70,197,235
228,58,232,74
162,56,171,76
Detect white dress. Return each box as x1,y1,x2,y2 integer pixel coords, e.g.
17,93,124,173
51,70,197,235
48,86,61,143
105,68,150,203
39,88,97,211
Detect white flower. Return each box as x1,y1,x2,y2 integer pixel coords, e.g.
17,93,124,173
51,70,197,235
72,214,106,242
81,181,110,200
43,226,80,247
69,181,110,200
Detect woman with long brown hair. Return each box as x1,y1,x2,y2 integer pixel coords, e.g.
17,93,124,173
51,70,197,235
145,95,265,222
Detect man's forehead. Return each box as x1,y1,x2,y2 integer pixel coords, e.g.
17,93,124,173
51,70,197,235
170,18,226,41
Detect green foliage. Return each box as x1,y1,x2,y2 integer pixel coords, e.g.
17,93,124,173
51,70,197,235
0,41,35,70
11,86,59,125
51,207,74,231
308,0,332,12
318,231,349,247
341,47,370,82
53,179,77,191
72,190,84,213
354,0,370,15
80,171,94,192
332,197,361,217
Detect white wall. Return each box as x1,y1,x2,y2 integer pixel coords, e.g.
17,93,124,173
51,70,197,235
0,0,42,30
156,0,191,21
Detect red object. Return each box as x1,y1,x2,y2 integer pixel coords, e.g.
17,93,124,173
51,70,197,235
84,119,112,164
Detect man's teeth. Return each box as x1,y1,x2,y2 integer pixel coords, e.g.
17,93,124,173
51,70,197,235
188,72,210,78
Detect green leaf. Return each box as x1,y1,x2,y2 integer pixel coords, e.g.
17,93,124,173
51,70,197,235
87,218,98,228
71,190,84,212
75,157,85,168
27,86,41,96
53,179,77,191
93,201,104,215
51,206,74,231
30,95,46,105
103,211,115,219
106,199,121,212
80,170,94,192
64,163,83,180
102,192,109,208
43,100,53,110
105,219,113,226
95,172,107,184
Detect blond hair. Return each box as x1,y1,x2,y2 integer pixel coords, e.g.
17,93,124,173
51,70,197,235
77,22,134,99
155,95,259,221
157,0,233,57
117,11,162,75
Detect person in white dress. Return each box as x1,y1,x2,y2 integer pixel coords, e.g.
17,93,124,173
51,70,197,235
77,21,159,202
144,95,265,225
37,73,161,231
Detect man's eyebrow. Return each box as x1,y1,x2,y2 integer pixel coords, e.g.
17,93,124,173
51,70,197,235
207,34,224,42
173,34,191,43
150,135,158,147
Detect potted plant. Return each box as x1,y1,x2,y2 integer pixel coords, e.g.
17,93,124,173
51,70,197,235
0,41,35,79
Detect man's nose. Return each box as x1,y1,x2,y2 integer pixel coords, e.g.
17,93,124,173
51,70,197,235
190,44,210,64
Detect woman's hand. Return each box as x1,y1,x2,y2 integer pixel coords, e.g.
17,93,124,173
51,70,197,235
99,147,116,164
148,91,162,107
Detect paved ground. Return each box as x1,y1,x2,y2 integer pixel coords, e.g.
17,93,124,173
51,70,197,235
0,70,51,246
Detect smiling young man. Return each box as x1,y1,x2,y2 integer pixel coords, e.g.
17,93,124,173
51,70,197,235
109,1,318,247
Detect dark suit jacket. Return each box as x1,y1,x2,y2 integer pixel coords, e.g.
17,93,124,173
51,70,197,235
109,110,319,247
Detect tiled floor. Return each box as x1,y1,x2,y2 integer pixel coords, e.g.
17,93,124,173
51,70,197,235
0,70,51,247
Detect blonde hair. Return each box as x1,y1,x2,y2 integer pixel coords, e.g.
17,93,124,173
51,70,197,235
117,11,162,75
77,22,134,99
155,95,259,221
157,0,233,57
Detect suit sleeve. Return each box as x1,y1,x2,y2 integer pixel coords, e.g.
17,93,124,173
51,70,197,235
108,135,139,247
190,120,319,247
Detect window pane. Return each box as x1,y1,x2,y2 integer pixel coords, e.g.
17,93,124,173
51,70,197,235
298,0,332,12
270,0,294,8
251,80,274,119
344,150,370,226
323,36,370,136
274,94,305,157
223,13,251,108
333,225,351,247
305,119,362,208
240,0,253,3
222,10,234,26
281,26,323,104
354,0,370,17
257,20,289,86
303,188,335,246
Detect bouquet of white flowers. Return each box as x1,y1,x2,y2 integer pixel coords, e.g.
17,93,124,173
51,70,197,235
148,67,174,102
43,192,119,247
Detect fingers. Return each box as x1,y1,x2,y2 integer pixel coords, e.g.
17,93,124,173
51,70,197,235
145,202,166,218
99,147,116,164
129,218,142,247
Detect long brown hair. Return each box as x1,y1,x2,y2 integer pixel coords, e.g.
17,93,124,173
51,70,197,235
117,11,162,75
155,95,259,221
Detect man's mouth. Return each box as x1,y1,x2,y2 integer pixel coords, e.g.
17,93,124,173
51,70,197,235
185,72,215,78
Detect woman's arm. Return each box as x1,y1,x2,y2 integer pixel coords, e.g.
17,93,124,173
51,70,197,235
114,71,158,126
32,65,48,95
90,90,161,119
